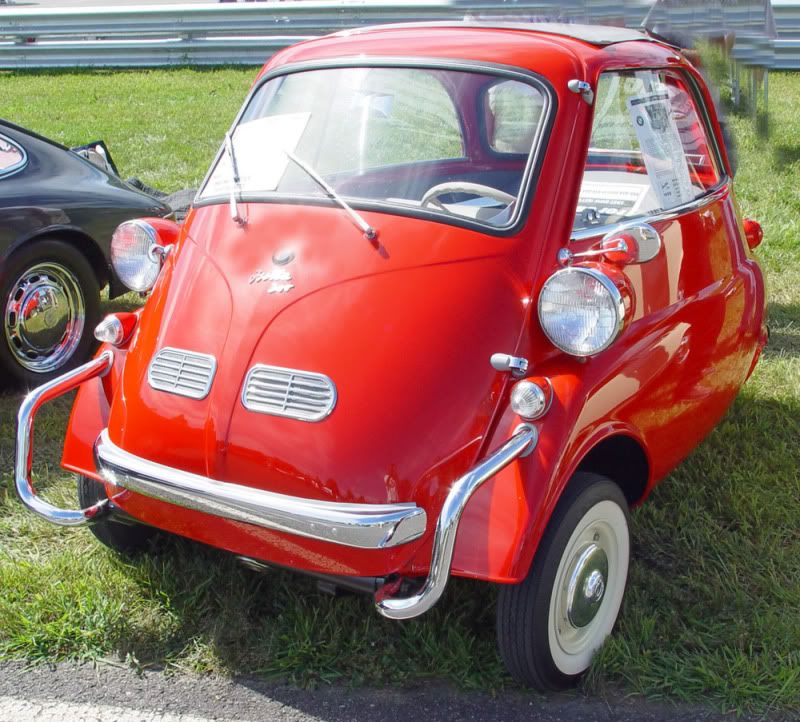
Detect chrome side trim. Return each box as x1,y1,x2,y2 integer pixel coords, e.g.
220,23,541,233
570,183,729,242
94,429,426,550
375,424,539,620
14,351,114,526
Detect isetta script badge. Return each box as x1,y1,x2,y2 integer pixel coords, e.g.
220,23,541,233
248,268,295,294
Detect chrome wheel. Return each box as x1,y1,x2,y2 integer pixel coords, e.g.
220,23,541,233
548,499,629,676
4,261,86,373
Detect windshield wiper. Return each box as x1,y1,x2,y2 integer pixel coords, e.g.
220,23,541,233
224,132,246,226
283,149,377,242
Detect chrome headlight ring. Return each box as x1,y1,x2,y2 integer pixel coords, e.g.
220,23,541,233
110,219,164,293
538,265,629,357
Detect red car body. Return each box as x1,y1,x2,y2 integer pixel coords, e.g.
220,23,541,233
16,22,766,688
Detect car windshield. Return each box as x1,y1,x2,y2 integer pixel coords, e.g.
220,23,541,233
198,66,550,229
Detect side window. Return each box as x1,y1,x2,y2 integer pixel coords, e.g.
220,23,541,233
0,134,26,177
484,79,546,154
574,70,721,232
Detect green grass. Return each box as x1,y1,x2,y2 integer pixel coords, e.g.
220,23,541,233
1,69,799,715
1,68,253,190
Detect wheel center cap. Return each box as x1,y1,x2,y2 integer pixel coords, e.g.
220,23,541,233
566,543,609,629
583,569,605,603
17,282,70,351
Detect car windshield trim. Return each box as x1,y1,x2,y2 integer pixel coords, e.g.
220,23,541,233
0,133,28,180
194,57,556,238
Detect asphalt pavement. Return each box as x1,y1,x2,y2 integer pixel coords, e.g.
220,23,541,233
0,661,773,722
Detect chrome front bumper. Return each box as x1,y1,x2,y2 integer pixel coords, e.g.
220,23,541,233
94,429,426,550
16,353,538,618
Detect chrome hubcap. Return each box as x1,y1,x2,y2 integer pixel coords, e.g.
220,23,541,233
4,262,85,373
565,543,608,628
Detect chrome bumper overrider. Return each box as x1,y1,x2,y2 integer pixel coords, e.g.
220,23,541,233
94,429,426,550
374,425,538,619
14,350,114,526
15,353,538,619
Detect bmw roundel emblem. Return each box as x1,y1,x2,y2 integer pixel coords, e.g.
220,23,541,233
272,248,295,266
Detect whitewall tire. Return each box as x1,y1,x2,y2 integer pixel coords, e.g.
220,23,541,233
496,473,630,690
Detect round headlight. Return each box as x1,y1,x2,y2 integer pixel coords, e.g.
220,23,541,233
538,266,627,356
111,220,161,292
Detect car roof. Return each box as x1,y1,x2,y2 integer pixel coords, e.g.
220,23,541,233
266,20,676,86
343,21,653,47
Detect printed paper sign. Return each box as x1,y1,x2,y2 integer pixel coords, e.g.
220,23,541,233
627,92,694,210
577,180,649,219
200,112,310,198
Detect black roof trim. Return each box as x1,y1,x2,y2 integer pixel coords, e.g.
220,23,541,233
342,21,653,47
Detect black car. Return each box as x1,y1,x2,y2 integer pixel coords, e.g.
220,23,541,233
0,120,170,385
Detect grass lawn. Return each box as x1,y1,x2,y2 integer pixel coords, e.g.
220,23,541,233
0,68,798,715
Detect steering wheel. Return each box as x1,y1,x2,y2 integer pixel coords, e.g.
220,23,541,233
420,182,516,212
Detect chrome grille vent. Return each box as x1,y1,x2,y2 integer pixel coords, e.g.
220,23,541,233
242,364,336,422
147,347,217,400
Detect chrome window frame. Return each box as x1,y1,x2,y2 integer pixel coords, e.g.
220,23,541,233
571,66,728,242
194,57,556,238
0,133,28,180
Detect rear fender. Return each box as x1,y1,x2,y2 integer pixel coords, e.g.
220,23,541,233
61,344,126,481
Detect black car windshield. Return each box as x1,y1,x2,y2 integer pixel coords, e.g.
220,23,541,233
198,66,550,229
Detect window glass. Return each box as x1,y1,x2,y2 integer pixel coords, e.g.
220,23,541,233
251,68,464,173
0,135,25,175
485,79,546,154
574,70,721,232
198,67,549,229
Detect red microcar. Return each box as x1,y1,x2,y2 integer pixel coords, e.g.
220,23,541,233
15,22,767,689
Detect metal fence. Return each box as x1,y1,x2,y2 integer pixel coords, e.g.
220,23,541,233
0,0,650,69
0,0,798,70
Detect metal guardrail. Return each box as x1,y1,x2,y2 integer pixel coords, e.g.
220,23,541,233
0,0,652,69
1,0,799,70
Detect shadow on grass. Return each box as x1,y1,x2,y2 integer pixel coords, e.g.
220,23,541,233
63,389,798,714
772,144,800,167
765,302,800,358
105,536,503,690
0,330,796,711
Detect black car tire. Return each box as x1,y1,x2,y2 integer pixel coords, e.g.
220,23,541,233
496,473,630,690
77,475,162,555
0,238,101,386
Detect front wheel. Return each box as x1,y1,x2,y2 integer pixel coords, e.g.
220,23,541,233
496,473,630,690
1,239,100,386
